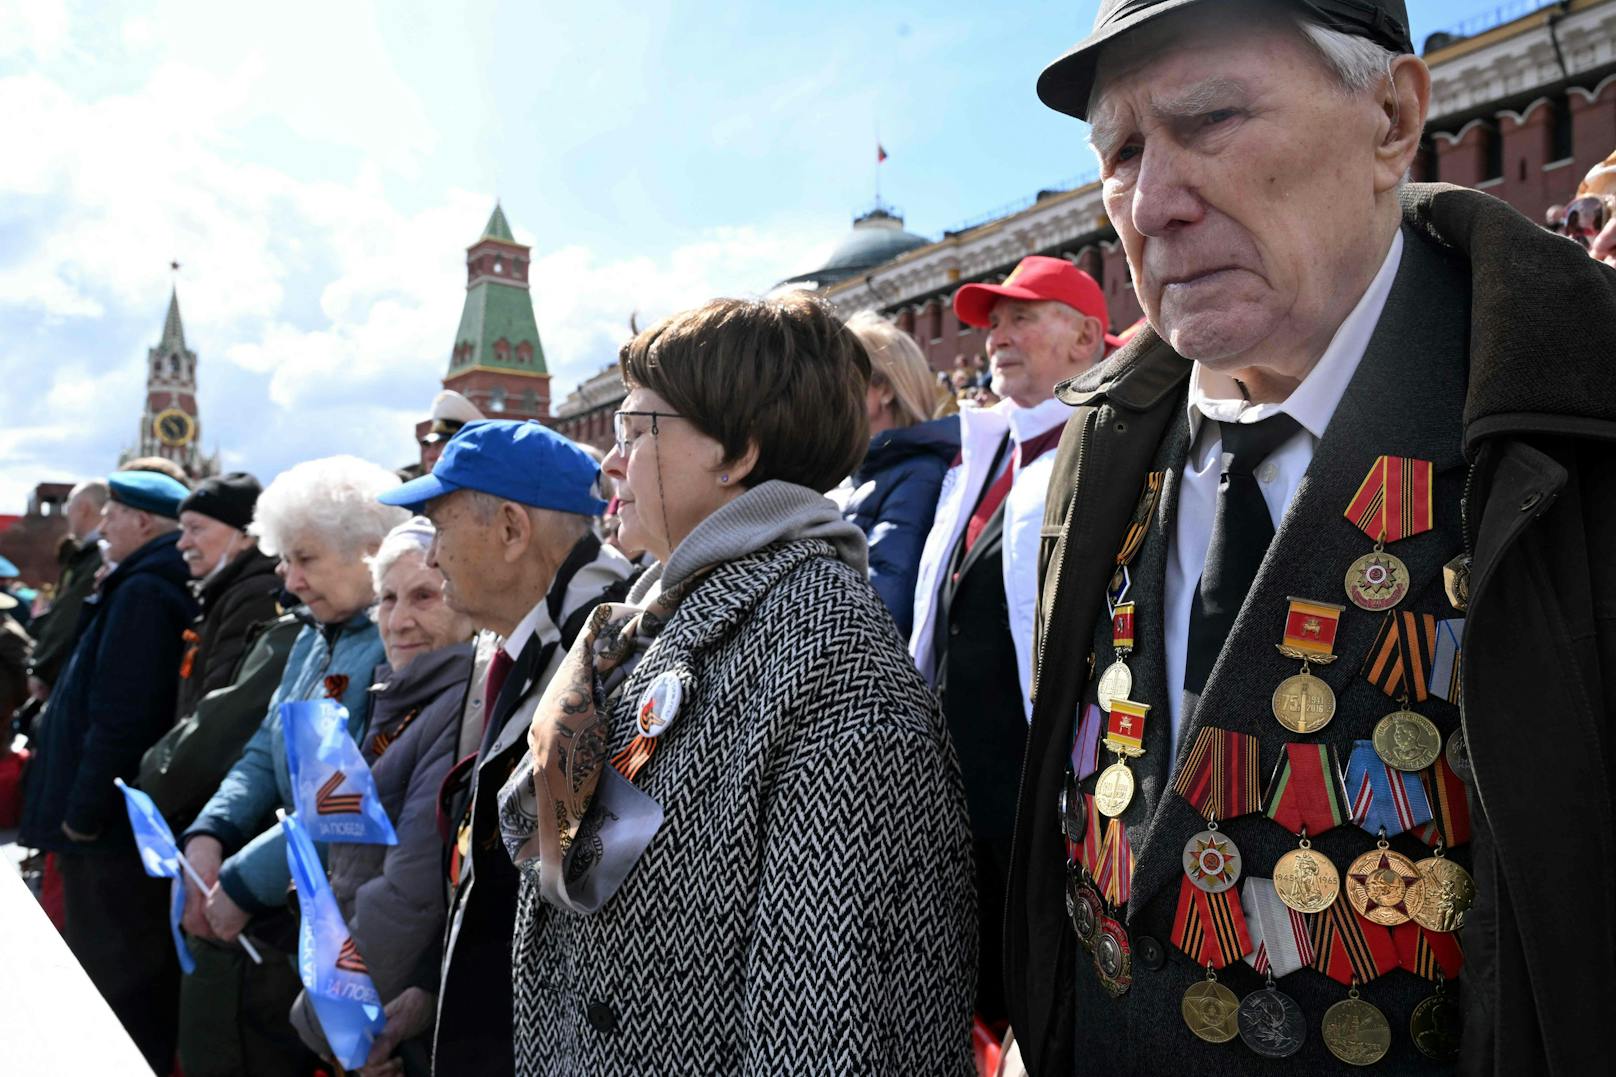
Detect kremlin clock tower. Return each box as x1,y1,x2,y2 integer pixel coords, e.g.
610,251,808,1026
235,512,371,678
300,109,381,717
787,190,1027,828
121,288,219,479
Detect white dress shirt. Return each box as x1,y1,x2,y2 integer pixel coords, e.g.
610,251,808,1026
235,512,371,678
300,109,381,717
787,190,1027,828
1162,231,1404,750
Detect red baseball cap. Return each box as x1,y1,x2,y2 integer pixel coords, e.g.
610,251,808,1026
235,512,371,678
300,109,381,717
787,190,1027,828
953,255,1120,346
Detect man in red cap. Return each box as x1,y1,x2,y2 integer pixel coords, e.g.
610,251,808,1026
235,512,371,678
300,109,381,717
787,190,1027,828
908,253,1109,1033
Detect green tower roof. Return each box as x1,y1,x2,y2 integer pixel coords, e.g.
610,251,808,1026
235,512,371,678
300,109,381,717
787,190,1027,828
481,203,515,243
451,273,548,375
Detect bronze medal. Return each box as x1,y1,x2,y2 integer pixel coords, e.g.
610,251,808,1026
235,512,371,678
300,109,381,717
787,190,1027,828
1182,975,1240,1044
1059,770,1087,843
1442,553,1470,612
1345,549,1410,612
1322,992,1392,1066
1272,841,1340,914
1410,988,1463,1062
1093,914,1133,996
1182,828,1242,894
1271,671,1337,733
1371,709,1442,772
1096,660,1133,713
1065,876,1103,951
1094,760,1136,818
1236,983,1306,1059
1344,845,1422,926
1409,853,1477,933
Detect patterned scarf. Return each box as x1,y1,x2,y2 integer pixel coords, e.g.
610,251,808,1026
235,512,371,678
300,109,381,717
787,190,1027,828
496,573,704,914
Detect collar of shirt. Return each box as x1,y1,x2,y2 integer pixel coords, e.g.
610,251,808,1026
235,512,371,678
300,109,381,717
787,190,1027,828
1185,228,1404,458
502,595,558,660
1004,395,1074,447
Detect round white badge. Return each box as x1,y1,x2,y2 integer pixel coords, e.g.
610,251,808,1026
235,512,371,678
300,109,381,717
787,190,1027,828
635,672,683,738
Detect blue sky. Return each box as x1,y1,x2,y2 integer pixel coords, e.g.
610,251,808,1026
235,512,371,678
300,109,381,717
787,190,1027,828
0,0,1497,511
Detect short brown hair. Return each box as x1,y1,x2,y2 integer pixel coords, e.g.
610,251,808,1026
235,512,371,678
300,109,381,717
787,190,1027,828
620,293,870,493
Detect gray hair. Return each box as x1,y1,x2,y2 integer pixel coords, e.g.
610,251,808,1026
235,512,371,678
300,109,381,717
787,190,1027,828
68,480,109,510
252,455,409,558
463,490,594,544
1296,21,1401,96
367,516,436,594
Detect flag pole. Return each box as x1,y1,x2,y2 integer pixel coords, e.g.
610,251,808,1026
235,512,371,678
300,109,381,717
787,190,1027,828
176,850,264,965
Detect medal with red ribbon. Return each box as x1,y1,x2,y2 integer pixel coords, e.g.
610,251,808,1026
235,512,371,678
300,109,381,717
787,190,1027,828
1308,901,1398,985
1243,876,1315,979
1271,597,1344,734
1172,726,1263,822
1345,740,1435,838
1096,603,1137,712
1343,455,1434,611
1170,874,1253,969
1393,921,1464,981
1263,742,1350,837
1075,792,1104,878
1095,816,1135,907
1415,753,1472,848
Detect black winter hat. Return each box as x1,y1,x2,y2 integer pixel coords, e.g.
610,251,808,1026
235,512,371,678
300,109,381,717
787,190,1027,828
179,471,262,531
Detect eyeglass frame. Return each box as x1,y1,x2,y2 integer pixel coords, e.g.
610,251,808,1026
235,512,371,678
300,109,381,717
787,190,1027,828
611,410,685,457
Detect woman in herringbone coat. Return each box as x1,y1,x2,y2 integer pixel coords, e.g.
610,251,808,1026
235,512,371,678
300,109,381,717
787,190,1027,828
497,294,976,1076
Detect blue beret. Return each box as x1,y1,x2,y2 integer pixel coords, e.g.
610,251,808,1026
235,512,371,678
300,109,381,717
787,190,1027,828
380,420,607,517
108,470,190,519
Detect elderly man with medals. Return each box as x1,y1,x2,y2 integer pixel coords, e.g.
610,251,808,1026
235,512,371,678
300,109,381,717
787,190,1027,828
1003,1,1616,1074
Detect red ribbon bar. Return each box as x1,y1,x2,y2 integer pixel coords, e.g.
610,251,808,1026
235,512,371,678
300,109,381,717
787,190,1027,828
1263,742,1350,837
1344,456,1434,543
1171,726,1263,822
1112,602,1136,651
1393,922,1464,981
1416,753,1472,849
1077,793,1103,878
1171,875,1253,970
1309,902,1398,985
1095,817,1134,907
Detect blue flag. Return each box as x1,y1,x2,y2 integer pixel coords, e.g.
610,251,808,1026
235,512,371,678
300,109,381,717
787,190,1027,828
280,810,386,1069
113,778,196,975
282,700,397,845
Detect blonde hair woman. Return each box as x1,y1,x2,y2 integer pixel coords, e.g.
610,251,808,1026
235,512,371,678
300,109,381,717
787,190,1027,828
842,311,961,636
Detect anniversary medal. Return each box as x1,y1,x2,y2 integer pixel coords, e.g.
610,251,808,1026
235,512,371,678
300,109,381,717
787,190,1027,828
1094,699,1148,817
1065,793,1106,951
1395,925,1465,1064
1182,967,1240,1045
1345,740,1435,838
1236,971,1306,1059
1343,455,1433,611
1344,831,1424,927
1272,834,1340,914
1096,602,1136,712
1362,611,1442,771
1409,978,1463,1063
1093,816,1137,993
1272,597,1344,733
1409,844,1477,933
1322,984,1392,1066
1263,742,1350,914
1173,726,1262,893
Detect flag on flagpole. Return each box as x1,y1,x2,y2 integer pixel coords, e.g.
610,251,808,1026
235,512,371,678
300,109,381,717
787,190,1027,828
114,778,196,975
877,143,888,164
280,810,386,1069
283,700,398,845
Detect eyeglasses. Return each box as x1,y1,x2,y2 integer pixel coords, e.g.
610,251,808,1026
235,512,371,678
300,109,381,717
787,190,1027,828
612,410,684,457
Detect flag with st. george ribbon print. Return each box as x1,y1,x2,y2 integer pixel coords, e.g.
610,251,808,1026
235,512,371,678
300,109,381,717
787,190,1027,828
1344,740,1434,837
113,778,195,975
280,810,386,1069
283,700,397,845
1242,876,1314,979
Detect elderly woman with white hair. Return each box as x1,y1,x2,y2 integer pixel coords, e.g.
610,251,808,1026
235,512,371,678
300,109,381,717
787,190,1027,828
178,455,407,1077
289,517,474,1076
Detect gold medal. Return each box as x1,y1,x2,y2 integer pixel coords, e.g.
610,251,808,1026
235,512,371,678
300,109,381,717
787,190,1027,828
1271,671,1337,733
1181,973,1239,1044
1094,760,1136,818
1096,660,1133,713
1345,548,1410,611
1344,844,1423,926
1272,837,1339,914
1371,708,1441,771
1322,989,1392,1066
1409,851,1476,933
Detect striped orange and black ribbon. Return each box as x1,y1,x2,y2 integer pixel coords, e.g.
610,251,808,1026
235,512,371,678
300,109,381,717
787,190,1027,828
1416,753,1472,848
178,629,201,680
1107,471,1165,606
335,935,370,974
1171,726,1263,822
1309,901,1398,985
1393,921,1464,981
369,707,421,760
1170,875,1253,969
1361,611,1438,701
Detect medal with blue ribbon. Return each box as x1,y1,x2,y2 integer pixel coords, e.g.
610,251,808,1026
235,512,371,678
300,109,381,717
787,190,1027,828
1344,740,1434,837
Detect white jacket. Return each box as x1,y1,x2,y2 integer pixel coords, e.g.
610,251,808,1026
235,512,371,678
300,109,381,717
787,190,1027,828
909,396,1070,722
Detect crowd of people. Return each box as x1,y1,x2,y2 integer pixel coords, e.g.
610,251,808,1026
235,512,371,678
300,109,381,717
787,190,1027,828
3,1,1615,1075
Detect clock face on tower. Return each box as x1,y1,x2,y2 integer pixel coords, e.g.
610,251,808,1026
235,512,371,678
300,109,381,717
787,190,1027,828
154,408,196,447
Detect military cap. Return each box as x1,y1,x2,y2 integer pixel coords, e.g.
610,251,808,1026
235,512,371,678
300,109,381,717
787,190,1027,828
108,469,190,519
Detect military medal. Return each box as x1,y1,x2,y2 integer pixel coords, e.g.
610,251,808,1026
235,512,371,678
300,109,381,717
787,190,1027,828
1342,455,1434,611
1059,771,1087,844
1105,471,1164,616
1170,725,1261,895
1171,875,1253,968
1409,980,1463,1063
1182,829,1241,893
1322,986,1392,1066
1372,708,1441,772
1415,753,1472,849
1344,836,1424,926
1066,876,1104,952
1361,611,1442,770
1428,618,1464,709
1442,553,1470,611
1444,729,1473,785
1243,877,1313,980
1409,845,1476,933
1309,901,1397,986
1345,741,1434,838
1093,913,1133,997
1262,742,1347,914
1065,793,1106,950
1181,968,1240,1044
1271,597,1343,733
1396,923,1465,1060
1095,602,1136,712
1094,699,1148,817
1236,972,1306,1059
1272,835,1340,914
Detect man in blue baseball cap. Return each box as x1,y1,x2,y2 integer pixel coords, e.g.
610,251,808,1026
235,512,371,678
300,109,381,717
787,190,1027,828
19,468,198,1069
380,419,637,1073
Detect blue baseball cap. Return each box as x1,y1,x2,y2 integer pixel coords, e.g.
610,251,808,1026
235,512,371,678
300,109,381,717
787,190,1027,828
380,419,608,516
109,470,190,519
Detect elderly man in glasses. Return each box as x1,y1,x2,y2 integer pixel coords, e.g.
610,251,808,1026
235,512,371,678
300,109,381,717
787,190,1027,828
1005,1,1616,1074
381,419,637,1075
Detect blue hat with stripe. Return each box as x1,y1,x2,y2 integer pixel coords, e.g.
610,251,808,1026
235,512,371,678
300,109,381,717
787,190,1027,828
379,420,607,516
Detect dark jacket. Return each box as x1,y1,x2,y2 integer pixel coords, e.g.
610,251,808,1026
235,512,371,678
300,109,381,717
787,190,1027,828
843,416,959,637
139,612,302,830
27,535,102,687
0,616,31,723
1005,185,1616,1076
20,532,197,851
173,547,283,720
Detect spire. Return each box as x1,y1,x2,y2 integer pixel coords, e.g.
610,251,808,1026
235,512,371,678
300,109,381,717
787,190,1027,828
161,287,186,350
481,202,515,243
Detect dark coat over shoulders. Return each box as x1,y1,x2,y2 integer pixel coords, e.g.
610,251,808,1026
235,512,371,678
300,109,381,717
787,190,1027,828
173,547,283,720
843,416,959,637
27,536,101,687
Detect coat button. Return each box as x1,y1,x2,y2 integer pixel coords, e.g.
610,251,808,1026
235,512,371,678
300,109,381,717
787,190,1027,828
585,1001,618,1033
1135,934,1166,971
1520,492,1542,512
949,624,961,637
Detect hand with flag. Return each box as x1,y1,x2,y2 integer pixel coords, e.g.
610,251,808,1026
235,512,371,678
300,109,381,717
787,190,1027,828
280,809,387,1070
283,700,398,845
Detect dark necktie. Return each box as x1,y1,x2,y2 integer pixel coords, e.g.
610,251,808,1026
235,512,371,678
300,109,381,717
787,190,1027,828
483,646,516,732
1184,414,1303,695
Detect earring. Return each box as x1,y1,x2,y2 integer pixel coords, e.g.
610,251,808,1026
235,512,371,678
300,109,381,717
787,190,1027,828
719,473,730,485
